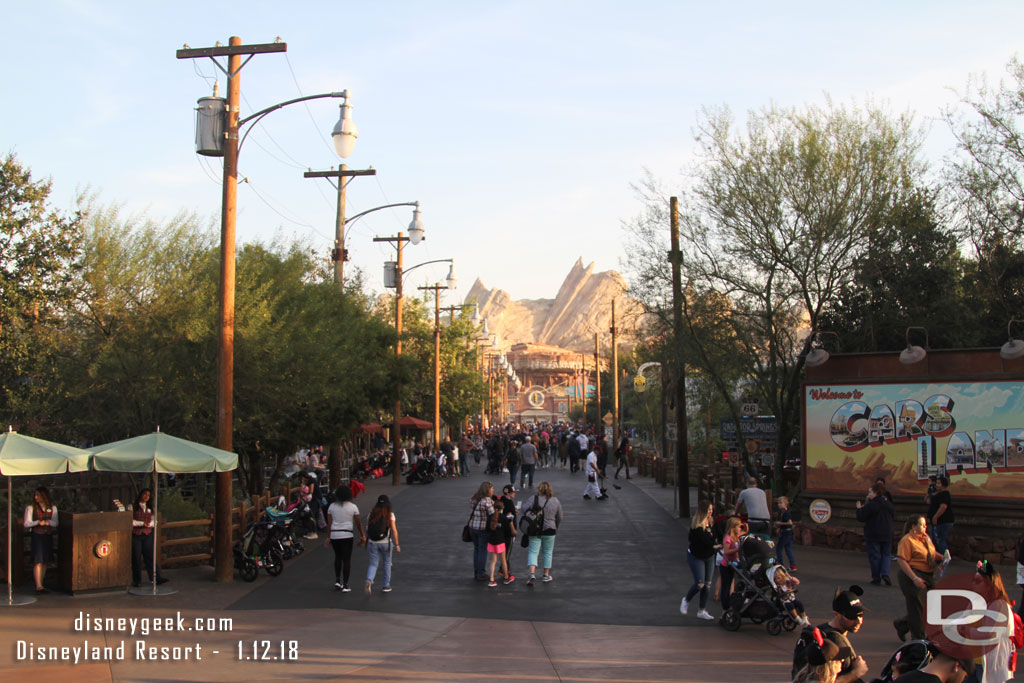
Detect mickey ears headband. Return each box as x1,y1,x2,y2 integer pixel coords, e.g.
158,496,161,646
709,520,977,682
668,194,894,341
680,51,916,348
977,559,995,578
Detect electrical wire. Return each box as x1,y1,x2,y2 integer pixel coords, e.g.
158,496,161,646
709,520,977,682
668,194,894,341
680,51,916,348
284,53,337,158
242,178,332,239
195,154,223,186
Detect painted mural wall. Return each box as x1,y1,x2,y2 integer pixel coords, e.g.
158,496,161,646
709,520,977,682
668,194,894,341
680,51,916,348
804,381,1024,500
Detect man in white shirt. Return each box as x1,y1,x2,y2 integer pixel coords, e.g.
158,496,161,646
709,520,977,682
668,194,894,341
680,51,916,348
583,448,606,500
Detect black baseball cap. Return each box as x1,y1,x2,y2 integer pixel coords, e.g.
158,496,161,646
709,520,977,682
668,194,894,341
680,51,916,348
832,585,866,619
502,484,515,494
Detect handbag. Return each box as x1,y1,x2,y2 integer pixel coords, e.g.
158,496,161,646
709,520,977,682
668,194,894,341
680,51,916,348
462,502,477,542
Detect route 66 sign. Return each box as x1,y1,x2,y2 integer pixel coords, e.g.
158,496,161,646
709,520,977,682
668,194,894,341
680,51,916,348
94,540,112,558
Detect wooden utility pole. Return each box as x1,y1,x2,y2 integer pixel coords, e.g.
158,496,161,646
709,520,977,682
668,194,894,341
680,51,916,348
374,233,413,485
302,165,376,287
581,354,587,427
611,298,619,449
669,196,690,517
177,36,288,582
418,283,446,449
595,332,602,423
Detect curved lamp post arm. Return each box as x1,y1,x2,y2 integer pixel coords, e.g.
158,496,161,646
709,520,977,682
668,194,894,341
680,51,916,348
403,258,453,282
238,90,350,152
347,202,419,226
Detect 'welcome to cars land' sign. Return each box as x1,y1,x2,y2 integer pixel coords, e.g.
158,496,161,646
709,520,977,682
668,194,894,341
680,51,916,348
804,381,1024,500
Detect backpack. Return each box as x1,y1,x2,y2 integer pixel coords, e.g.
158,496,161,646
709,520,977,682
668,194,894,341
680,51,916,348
521,496,546,536
367,514,389,542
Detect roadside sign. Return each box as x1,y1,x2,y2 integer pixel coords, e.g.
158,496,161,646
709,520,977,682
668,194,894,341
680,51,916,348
603,412,614,426
809,499,832,524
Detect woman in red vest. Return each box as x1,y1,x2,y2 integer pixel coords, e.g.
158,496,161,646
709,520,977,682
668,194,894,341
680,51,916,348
23,486,57,594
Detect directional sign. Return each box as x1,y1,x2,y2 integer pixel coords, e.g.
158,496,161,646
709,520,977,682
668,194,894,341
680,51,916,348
603,412,614,426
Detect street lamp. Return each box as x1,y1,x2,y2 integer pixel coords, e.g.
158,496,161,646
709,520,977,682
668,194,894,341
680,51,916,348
178,36,357,580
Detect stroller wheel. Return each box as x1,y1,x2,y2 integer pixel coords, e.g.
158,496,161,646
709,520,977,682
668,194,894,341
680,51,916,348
240,560,258,582
766,618,783,636
282,544,294,560
720,609,741,632
265,548,285,577
782,615,798,632
292,541,304,555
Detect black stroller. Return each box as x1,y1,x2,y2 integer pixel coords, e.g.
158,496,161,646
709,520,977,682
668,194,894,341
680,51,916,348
233,519,285,582
868,640,932,683
406,455,436,484
719,535,793,634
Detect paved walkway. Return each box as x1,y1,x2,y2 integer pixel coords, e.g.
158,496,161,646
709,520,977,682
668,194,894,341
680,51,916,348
0,461,979,682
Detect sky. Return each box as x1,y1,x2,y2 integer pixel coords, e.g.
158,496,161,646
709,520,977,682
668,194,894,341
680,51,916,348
3,1,1023,304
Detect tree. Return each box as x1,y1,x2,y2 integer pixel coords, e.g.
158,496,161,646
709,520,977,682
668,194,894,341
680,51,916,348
944,57,1024,340
626,101,927,493
819,189,977,351
0,153,83,428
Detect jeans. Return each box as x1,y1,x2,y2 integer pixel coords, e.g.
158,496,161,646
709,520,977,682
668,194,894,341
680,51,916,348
719,564,735,612
366,540,392,588
460,454,470,476
470,528,489,578
865,539,892,581
776,533,795,566
930,522,953,555
520,463,535,488
685,551,715,609
527,534,556,570
508,465,519,487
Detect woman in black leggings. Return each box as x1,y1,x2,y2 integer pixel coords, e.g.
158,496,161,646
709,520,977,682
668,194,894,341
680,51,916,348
324,485,365,591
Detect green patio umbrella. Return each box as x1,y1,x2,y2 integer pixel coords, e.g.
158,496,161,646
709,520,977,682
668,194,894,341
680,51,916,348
0,428,91,607
89,430,237,596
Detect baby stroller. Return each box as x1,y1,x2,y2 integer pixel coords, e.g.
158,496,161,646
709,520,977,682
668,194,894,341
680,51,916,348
406,455,436,484
720,535,786,633
264,506,305,559
233,519,284,582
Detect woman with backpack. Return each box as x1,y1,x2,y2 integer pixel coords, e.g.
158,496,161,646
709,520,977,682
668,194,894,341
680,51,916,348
364,494,400,595
521,481,563,586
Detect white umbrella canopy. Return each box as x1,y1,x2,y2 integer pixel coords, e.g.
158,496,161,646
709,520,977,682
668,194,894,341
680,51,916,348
0,429,91,607
88,431,237,596
89,431,237,473
0,431,91,476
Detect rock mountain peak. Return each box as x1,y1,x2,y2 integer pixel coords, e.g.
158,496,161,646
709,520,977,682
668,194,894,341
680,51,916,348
465,259,640,353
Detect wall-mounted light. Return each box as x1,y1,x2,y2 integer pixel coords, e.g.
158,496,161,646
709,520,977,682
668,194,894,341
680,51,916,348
805,331,840,368
899,326,929,364
1000,319,1024,360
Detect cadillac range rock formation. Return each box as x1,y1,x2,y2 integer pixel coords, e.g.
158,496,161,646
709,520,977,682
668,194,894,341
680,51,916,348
465,258,641,354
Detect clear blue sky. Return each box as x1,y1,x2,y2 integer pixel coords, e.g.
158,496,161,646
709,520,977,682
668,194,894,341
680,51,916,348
3,1,1022,302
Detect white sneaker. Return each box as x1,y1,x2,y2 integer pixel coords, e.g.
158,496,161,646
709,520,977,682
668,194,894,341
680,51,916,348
680,598,689,615
697,609,715,620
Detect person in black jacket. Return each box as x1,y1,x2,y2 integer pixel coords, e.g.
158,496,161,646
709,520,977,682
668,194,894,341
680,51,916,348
856,481,895,586
681,500,720,620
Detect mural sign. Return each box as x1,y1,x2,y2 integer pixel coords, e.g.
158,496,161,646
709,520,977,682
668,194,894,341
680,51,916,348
805,381,1024,500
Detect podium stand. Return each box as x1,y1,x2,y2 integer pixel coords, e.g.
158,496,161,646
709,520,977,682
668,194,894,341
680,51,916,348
58,511,132,594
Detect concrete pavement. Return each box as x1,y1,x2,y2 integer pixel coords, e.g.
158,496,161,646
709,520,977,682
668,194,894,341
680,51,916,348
0,460,980,682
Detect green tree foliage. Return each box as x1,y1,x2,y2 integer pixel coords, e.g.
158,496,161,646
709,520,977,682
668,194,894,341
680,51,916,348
626,101,927,491
819,190,977,351
0,153,82,427
54,202,217,443
944,57,1024,338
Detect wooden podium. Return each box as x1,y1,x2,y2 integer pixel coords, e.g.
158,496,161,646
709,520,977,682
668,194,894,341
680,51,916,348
58,511,132,593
